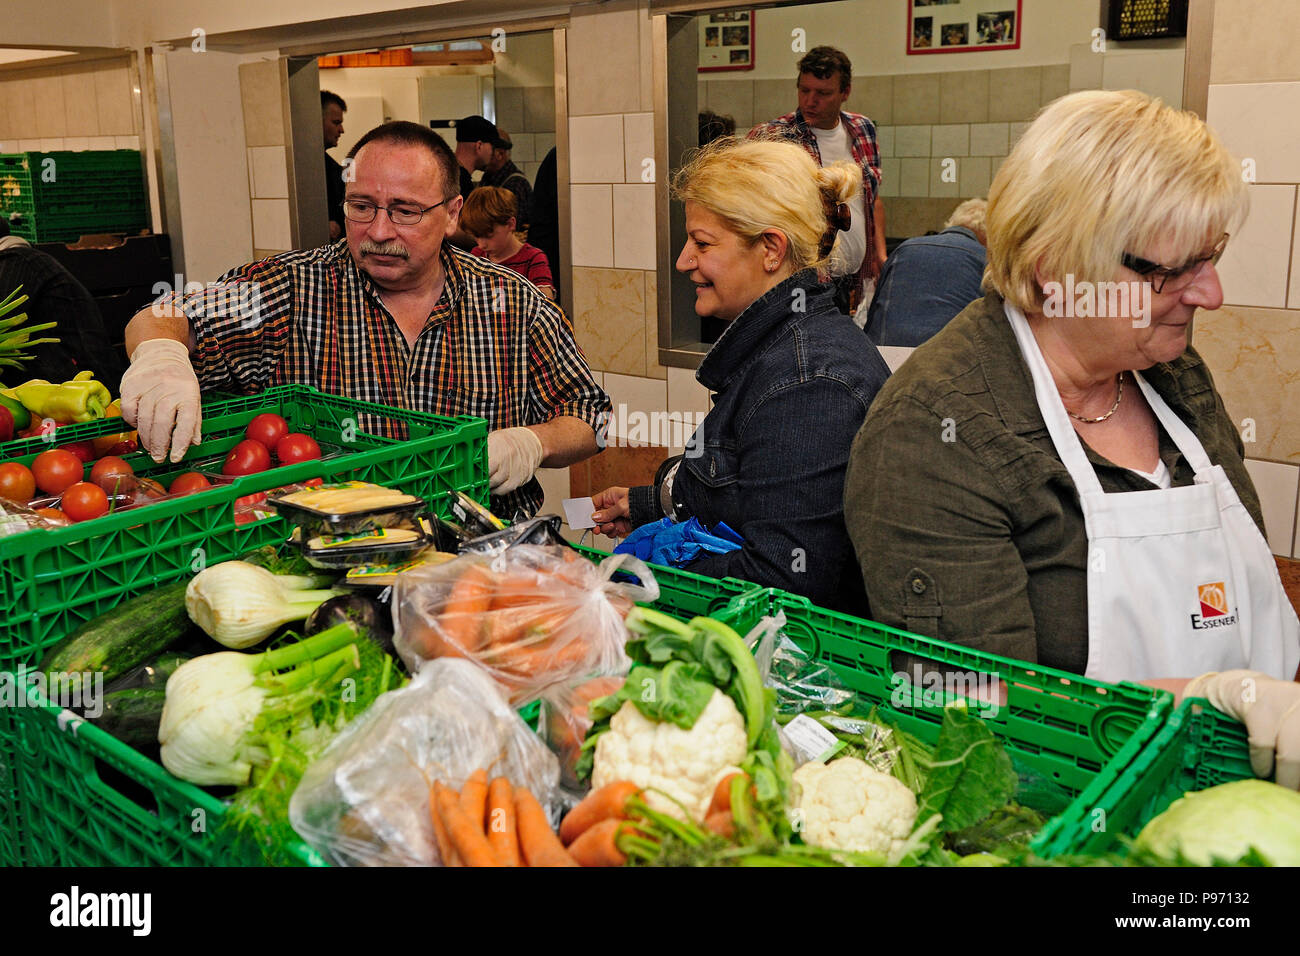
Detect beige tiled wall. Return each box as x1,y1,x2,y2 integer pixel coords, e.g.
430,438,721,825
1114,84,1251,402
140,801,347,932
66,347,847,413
705,63,1065,238
238,60,290,256
0,59,138,151
1191,4,1300,557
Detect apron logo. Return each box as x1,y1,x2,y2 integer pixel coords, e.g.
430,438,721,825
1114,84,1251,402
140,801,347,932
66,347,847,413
1191,581,1237,630
1197,582,1228,618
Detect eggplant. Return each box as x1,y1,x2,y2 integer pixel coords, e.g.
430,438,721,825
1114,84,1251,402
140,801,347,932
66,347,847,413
305,593,394,655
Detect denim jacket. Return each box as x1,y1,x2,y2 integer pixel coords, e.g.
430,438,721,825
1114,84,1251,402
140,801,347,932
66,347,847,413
630,270,890,614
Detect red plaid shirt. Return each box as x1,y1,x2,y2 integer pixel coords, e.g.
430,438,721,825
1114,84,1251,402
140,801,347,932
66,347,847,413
749,109,883,289
163,240,609,518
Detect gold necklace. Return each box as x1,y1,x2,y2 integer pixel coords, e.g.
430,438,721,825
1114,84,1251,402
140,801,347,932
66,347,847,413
1068,374,1124,424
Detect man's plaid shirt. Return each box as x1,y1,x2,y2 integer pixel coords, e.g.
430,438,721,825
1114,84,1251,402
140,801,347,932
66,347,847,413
164,240,609,519
749,109,883,287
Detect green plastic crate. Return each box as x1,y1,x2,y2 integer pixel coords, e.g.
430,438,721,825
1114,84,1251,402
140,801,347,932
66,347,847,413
1031,699,1252,857
1,150,148,243
720,589,1173,853
0,385,486,865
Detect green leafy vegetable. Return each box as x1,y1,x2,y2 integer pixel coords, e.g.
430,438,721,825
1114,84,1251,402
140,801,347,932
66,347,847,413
916,703,1017,833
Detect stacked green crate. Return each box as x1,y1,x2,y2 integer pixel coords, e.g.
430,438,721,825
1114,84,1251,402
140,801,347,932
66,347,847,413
0,150,147,243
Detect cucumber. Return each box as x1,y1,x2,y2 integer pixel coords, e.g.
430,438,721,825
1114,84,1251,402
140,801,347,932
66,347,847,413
89,687,167,749
40,579,195,687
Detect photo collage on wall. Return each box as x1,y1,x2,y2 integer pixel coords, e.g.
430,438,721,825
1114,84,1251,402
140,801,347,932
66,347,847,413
909,0,1022,54
699,9,755,72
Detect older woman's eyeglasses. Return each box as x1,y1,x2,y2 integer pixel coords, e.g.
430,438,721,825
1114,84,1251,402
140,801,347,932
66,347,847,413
1121,233,1230,294
342,198,449,226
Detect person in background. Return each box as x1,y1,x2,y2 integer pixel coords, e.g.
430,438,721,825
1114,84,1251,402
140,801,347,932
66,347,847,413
119,121,608,520
479,127,533,234
750,46,886,318
322,91,348,242
844,90,1300,786
449,114,502,251
462,187,555,301
589,138,890,615
864,197,988,348
529,147,561,302
698,109,736,147
0,220,127,396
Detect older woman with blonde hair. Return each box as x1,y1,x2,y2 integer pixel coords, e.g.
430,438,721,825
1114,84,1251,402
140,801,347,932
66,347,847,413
845,90,1300,787
590,137,890,614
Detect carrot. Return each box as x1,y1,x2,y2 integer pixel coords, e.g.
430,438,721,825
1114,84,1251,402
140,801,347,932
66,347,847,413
704,810,735,839
706,772,745,819
460,768,489,835
559,780,641,845
567,817,630,867
438,563,495,653
482,605,576,656
486,777,522,867
514,787,579,867
488,571,551,609
434,781,501,867
429,783,462,866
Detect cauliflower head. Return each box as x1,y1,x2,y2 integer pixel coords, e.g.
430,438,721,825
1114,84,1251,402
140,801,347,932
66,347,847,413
793,757,918,859
592,688,747,821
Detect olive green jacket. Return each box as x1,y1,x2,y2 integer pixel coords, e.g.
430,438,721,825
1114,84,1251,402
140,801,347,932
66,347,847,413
843,292,1263,676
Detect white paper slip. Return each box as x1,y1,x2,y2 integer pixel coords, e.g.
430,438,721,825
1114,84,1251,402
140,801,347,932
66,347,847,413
781,713,844,766
562,496,598,530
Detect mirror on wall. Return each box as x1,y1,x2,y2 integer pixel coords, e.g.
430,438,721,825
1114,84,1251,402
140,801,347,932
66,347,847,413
301,31,561,294
657,0,1189,363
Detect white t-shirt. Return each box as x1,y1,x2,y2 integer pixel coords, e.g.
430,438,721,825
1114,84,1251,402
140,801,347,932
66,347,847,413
810,121,867,277
1128,457,1172,489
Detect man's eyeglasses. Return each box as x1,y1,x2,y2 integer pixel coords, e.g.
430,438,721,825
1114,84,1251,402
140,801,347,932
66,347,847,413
342,198,451,226
1121,233,1230,294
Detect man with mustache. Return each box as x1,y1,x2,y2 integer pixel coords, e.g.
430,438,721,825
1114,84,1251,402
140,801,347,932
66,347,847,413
120,121,609,518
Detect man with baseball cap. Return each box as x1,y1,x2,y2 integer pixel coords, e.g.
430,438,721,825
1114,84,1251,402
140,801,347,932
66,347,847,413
453,114,503,200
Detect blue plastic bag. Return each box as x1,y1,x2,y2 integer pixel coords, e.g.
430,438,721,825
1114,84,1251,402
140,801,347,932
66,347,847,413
613,516,743,568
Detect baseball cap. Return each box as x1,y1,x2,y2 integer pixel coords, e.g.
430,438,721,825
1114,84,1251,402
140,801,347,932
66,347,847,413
456,115,506,147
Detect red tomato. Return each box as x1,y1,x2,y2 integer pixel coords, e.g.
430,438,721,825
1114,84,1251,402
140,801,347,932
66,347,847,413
169,471,212,496
222,439,272,476
105,439,139,456
90,456,134,493
58,441,96,463
60,482,110,522
0,462,36,503
245,413,290,451
275,433,321,465
31,449,85,495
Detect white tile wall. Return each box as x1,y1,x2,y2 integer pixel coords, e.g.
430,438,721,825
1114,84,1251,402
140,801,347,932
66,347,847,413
970,123,1009,157
536,132,556,158
1217,184,1294,309
603,372,668,443
894,125,931,158
1244,458,1299,556
569,184,613,268
666,366,711,418
612,184,656,270
623,112,654,184
929,158,959,198
876,126,894,159
87,136,117,149
931,124,969,157
900,157,929,196
879,157,901,198
959,156,992,199
569,115,624,183
248,146,288,199
1290,190,1300,310
1207,81,1300,184
114,136,139,150
251,198,291,250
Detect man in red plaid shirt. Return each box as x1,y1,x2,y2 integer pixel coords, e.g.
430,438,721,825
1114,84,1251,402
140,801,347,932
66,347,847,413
120,121,609,519
749,46,886,318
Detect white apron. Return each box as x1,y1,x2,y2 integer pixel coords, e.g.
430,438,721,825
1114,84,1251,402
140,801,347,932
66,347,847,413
1005,302,1300,682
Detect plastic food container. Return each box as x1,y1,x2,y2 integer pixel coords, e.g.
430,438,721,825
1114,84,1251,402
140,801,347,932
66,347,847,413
294,524,433,569
266,481,426,535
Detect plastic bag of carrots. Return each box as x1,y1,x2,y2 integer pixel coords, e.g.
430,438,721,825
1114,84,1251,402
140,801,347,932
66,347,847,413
540,675,627,791
289,658,561,866
392,544,658,706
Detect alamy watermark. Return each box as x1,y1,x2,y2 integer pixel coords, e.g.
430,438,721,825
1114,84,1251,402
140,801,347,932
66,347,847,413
0,668,104,718
595,404,708,456
890,664,1000,718
1042,275,1152,328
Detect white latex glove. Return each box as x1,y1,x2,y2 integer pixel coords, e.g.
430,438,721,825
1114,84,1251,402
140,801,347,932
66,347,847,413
119,338,203,464
487,426,544,495
1184,669,1300,790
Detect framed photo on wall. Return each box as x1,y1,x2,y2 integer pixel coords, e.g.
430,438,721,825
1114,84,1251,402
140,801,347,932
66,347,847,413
699,8,755,72
909,0,1022,55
